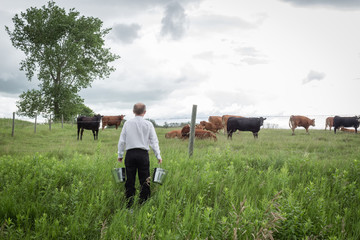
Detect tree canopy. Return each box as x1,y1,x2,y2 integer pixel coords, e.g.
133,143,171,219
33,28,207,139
6,1,120,120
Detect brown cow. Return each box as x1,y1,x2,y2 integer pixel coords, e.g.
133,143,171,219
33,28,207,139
102,115,125,130
181,124,191,138
340,127,356,133
200,121,218,133
194,129,217,141
165,130,182,138
289,115,315,135
222,115,243,134
181,125,217,141
208,116,223,131
325,117,334,131
195,124,204,129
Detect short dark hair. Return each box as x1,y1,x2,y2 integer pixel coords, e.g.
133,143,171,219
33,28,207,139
133,103,146,115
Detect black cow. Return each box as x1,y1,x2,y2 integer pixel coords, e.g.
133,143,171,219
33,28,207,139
227,117,266,139
333,116,360,134
77,114,103,140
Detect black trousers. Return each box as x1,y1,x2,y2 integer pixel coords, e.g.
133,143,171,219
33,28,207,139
125,148,150,208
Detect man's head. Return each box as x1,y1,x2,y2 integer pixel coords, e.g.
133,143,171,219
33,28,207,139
133,103,146,116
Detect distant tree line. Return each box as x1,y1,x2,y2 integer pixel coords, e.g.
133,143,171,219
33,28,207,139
161,121,190,128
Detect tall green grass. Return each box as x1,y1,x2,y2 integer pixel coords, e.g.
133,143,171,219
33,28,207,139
1,119,360,239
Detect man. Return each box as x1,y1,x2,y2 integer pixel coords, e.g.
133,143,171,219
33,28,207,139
118,103,162,208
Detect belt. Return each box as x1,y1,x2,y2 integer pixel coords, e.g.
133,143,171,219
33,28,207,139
127,148,148,152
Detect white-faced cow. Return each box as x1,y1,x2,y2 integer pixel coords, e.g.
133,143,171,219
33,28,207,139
102,115,125,130
227,117,266,139
333,116,360,134
289,115,315,135
181,124,191,139
77,114,103,140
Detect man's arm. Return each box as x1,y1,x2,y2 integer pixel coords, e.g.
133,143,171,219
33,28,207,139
117,123,127,161
149,124,162,161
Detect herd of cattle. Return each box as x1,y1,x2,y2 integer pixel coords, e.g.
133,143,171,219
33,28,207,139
76,114,360,141
167,115,360,141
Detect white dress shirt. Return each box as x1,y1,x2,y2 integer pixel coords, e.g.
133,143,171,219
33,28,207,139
118,116,161,160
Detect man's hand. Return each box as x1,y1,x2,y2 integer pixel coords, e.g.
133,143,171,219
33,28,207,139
118,157,123,163
158,159,163,164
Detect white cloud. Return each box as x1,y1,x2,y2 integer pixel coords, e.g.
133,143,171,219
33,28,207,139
191,14,257,31
302,70,326,84
110,23,141,44
160,2,188,40
231,46,268,65
279,0,360,9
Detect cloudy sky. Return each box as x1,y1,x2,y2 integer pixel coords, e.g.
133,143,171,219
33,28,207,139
1,0,360,128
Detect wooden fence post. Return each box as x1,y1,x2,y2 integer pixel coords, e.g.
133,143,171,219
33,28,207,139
61,114,64,128
12,112,15,137
49,115,51,131
34,113,37,133
188,104,197,157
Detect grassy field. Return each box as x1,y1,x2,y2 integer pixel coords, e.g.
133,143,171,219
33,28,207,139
1,118,360,239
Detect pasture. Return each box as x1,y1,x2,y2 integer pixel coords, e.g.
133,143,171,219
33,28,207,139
1,118,360,239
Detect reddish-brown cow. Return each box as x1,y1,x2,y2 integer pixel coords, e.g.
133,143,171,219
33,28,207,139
102,115,125,130
195,124,204,129
340,127,356,133
181,124,190,138
200,121,218,133
181,124,217,141
289,115,315,135
325,117,334,131
208,116,223,131
165,130,182,138
222,115,243,134
194,129,217,141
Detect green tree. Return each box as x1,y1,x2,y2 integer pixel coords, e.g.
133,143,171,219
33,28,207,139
77,104,94,117
5,1,120,120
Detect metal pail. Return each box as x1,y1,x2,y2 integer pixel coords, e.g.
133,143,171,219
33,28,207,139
112,168,126,183
152,168,167,184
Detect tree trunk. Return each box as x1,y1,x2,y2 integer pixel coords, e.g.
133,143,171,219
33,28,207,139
54,99,60,120
53,73,61,120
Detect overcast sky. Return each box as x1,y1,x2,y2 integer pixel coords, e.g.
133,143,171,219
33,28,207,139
1,0,360,128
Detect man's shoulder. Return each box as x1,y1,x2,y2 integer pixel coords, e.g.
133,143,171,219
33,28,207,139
126,117,146,124
127,116,154,127
142,119,154,127
143,118,151,123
